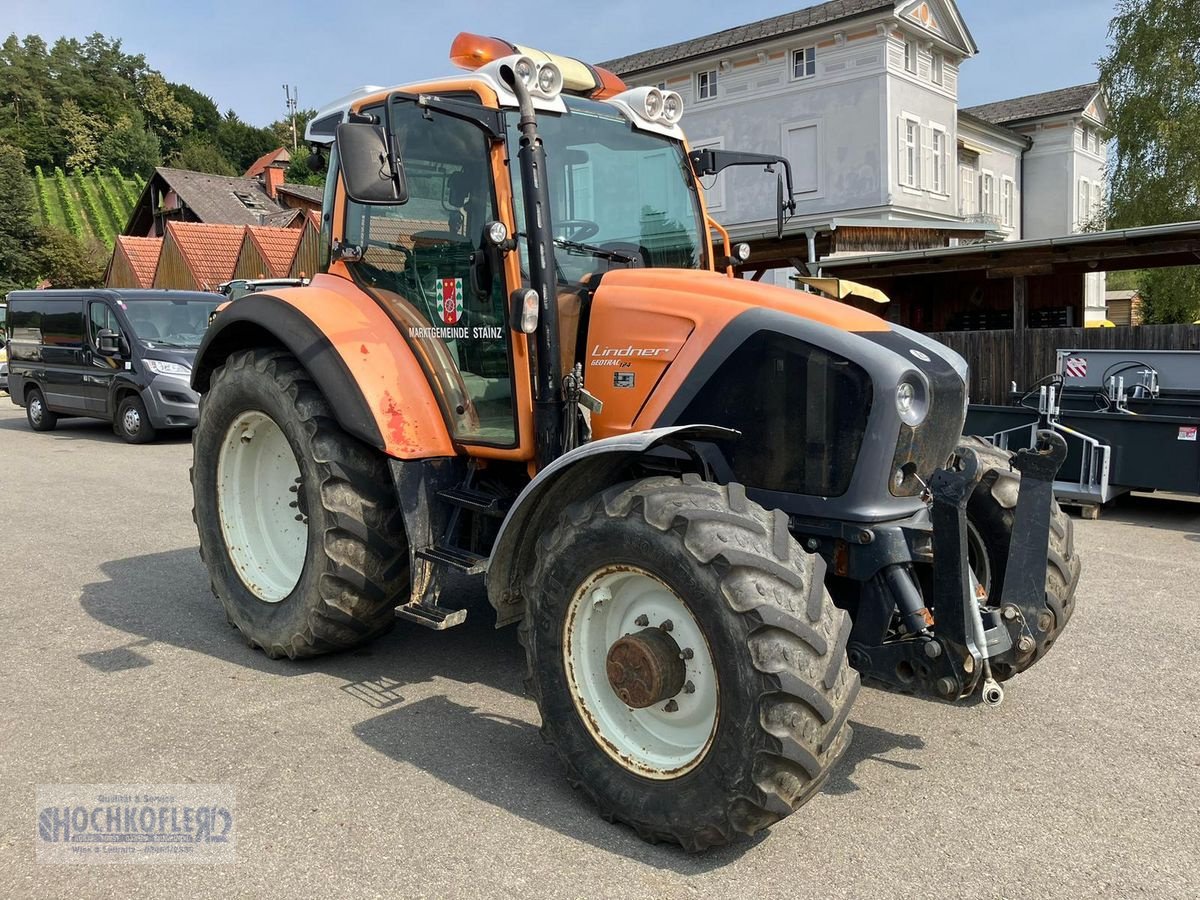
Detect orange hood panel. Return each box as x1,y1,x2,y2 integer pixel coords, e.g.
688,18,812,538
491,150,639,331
584,269,891,440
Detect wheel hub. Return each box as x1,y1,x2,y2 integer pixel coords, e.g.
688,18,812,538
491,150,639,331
606,627,686,709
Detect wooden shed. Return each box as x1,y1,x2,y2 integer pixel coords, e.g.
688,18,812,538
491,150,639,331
105,236,163,288
289,213,322,279
153,221,245,291
233,226,303,281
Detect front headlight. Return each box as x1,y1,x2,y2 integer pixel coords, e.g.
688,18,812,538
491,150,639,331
895,378,928,426
643,87,664,119
145,359,191,377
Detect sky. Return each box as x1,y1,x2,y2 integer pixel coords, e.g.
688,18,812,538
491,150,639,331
5,0,1118,127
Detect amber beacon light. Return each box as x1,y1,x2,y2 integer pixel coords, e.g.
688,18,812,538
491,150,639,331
449,31,627,99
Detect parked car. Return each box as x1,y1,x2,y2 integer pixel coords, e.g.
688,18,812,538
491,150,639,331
0,301,8,393
5,289,222,442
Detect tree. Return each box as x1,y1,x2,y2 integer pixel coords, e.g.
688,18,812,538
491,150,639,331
97,112,161,177
216,111,279,173
59,98,107,171
168,138,237,176
141,72,193,152
171,83,221,136
32,225,106,288
270,107,316,152
0,142,40,292
1099,0,1200,322
284,145,326,187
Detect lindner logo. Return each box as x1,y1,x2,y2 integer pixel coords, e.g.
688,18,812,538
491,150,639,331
437,277,464,325
36,785,235,864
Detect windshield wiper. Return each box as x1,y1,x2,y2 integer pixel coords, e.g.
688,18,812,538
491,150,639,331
553,237,636,264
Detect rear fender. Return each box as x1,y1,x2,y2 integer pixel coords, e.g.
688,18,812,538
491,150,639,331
485,425,736,626
192,276,454,458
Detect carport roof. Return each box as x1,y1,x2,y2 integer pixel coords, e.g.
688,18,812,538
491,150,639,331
821,220,1200,278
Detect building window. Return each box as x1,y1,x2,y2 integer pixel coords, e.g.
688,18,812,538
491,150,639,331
931,127,947,193
904,38,919,74
959,165,976,215
656,81,668,91
1078,126,1089,149
1077,177,1090,224
1002,178,1015,227
931,51,944,84
697,70,717,101
792,46,816,80
1090,129,1101,154
901,118,920,187
980,172,994,214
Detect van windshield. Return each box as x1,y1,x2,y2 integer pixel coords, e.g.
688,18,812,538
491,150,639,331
119,298,220,348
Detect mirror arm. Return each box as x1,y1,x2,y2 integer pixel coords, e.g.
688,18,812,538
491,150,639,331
389,91,505,141
689,148,797,213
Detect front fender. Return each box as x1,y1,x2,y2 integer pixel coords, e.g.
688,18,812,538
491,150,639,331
485,425,736,625
192,275,454,458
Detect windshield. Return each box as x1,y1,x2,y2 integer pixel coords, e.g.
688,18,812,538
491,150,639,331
509,97,707,282
118,298,221,348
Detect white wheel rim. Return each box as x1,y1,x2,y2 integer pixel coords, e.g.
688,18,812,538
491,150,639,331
216,410,307,602
30,397,42,422
123,406,140,433
564,566,718,779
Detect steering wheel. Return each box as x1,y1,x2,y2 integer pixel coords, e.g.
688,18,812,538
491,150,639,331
555,219,601,242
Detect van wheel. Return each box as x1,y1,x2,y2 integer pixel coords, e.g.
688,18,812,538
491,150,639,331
521,475,859,851
116,395,157,443
191,348,408,658
26,387,58,432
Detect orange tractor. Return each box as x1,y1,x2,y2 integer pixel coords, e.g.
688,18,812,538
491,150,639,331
190,34,1080,850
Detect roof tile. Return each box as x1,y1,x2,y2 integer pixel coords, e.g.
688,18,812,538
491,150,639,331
154,167,285,227
244,147,290,179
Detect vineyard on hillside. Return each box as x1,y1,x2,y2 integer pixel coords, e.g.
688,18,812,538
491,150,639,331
29,167,145,249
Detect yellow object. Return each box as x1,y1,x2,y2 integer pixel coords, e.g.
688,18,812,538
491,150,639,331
1085,319,1116,328
792,276,891,305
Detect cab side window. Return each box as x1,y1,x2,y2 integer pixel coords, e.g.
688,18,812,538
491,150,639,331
88,302,122,367
343,100,514,445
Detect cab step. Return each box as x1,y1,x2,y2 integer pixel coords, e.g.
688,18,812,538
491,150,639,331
437,485,511,517
395,602,468,630
415,544,488,574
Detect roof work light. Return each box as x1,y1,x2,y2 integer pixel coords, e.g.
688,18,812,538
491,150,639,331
449,32,628,98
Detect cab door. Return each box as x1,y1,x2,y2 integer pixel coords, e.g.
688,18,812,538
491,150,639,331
340,98,522,451
83,300,123,416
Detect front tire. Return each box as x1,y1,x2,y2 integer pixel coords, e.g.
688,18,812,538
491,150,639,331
962,435,1081,680
522,475,859,851
191,348,408,658
26,387,58,432
115,394,157,443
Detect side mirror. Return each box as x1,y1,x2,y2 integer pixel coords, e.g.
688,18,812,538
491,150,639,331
96,329,121,357
335,122,409,205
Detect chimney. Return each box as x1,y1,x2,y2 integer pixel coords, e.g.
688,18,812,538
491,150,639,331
263,165,284,200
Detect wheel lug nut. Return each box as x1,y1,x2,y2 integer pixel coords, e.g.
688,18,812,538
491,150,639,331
289,484,299,493
289,500,298,508
1018,635,1036,653
663,699,679,712
634,614,649,627
1002,605,1019,621
591,587,611,609
660,619,673,632
683,681,695,694
680,648,694,660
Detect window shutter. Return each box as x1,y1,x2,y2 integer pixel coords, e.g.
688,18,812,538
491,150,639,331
921,126,933,190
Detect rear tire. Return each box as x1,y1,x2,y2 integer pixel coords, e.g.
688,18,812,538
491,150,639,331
962,435,1081,680
521,475,859,851
191,348,408,658
115,394,157,443
26,387,58,432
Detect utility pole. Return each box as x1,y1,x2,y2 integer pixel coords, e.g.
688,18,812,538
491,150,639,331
282,84,298,151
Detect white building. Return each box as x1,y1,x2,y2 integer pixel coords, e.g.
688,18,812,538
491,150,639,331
601,0,1109,306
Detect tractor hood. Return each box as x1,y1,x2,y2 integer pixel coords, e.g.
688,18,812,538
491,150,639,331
592,268,893,335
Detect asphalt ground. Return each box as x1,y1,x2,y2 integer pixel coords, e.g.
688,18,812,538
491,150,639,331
0,401,1197,899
